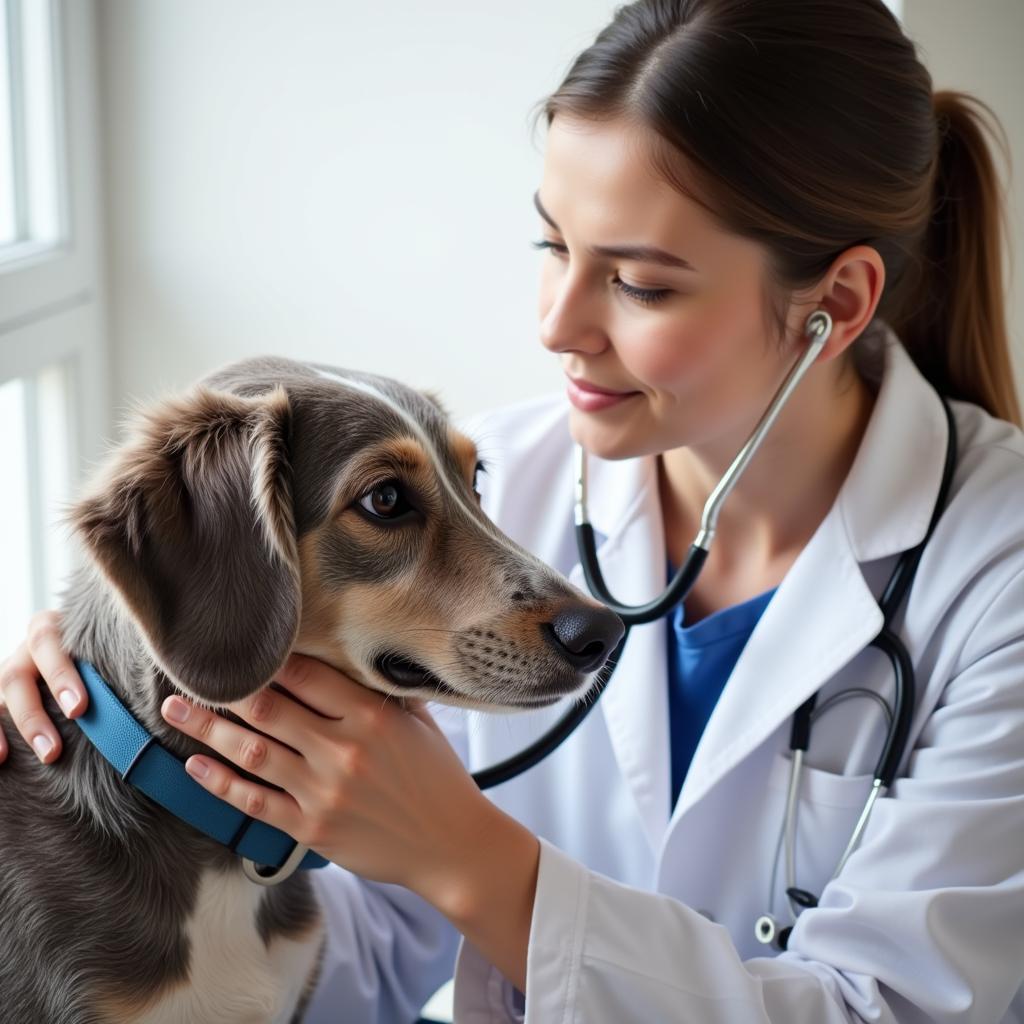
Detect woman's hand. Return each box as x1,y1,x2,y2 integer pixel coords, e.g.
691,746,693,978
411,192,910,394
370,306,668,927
3,640,538,988
166,653,541,990
159,652,516,911
0,611,89,765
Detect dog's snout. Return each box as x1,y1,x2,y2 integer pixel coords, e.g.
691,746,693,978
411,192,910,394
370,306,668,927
542,604,624,673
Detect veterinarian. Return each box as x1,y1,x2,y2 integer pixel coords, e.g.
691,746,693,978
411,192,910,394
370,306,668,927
4,1,1024,1020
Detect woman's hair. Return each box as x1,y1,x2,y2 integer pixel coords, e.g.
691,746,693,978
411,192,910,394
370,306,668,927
529,0,1020,426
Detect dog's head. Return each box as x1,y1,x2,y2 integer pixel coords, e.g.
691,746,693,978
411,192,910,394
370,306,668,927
68,356,622,712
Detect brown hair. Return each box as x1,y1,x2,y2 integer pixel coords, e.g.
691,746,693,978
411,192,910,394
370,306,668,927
529,0,1020,426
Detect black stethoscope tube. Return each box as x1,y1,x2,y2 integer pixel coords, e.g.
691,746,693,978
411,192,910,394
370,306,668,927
766,394,956,949
471,311,833,790
471,629,629,790
577,534,710,626
471,482,709,790
470,316,957,799
790,394,958,791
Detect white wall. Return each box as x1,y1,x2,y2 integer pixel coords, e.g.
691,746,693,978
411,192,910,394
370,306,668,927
95,0,617,424
94,1,1023,426
902,0,1024,400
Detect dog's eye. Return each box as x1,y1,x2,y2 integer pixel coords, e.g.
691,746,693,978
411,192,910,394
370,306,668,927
472,458,488,501
358,479,414,520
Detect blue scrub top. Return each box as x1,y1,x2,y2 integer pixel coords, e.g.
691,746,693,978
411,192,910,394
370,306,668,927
666,558,777,811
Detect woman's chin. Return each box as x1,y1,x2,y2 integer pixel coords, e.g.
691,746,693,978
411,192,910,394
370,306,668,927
567,409,652,462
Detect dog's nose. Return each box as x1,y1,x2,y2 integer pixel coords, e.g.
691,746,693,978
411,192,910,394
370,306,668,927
542,604,624,673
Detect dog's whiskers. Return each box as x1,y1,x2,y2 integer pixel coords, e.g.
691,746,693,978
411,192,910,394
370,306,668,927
378,682,403,712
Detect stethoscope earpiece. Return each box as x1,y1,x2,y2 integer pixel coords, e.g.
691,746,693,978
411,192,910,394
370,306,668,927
805,308,832,343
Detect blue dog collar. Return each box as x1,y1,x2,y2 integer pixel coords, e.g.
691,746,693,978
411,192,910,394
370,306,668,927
72,658,327,874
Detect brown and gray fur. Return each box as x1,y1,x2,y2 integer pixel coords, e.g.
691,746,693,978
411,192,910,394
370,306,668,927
0,356,622,1023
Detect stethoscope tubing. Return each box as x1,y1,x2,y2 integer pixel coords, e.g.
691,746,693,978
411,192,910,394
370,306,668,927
471,310,833,790
573,313,832,625
470,629,629,789
471,315,957,926
764,393,957,947
789,394,957,792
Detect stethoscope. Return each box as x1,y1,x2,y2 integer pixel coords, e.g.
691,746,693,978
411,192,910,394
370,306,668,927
470,310,959,953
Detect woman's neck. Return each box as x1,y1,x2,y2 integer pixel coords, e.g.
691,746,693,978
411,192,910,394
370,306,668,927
658,363,877,601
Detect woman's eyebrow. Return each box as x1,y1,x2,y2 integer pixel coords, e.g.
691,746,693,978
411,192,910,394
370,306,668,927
532,189,698,272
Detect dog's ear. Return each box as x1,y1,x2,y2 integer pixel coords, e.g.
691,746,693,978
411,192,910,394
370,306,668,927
69,384,299,705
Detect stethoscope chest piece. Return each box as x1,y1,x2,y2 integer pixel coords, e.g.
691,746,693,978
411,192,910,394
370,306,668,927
754,913,790,951
755,887,818,950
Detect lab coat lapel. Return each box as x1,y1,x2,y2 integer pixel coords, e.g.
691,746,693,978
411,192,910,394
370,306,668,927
670,331,951,826
561,327,950,852
567,454,672,854
668,503,884,825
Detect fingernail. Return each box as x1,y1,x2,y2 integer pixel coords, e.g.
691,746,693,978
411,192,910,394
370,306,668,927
32,734,55,759
163,697,191,723
186,757,209,779
58,690,78,716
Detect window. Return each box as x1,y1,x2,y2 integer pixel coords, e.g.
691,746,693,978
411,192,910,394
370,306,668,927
0,0,108,656
0,0,65,264
0,364,74,654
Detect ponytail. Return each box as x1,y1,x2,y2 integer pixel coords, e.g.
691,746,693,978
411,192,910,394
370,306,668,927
892,90,1020,427
531,1,1022,426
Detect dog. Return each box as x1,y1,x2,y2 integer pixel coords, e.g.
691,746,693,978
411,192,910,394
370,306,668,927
0,355,623,1023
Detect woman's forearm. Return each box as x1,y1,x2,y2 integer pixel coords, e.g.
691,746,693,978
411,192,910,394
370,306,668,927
417,800,540,993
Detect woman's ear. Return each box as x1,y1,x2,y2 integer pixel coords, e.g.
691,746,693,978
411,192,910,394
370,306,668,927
68,384,300,705
798,244,886,360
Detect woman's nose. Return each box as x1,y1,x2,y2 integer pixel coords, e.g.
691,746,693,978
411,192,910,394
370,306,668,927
538,271,608,356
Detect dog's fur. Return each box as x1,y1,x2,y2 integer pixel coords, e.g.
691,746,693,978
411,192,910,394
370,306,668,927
0,356,621,1023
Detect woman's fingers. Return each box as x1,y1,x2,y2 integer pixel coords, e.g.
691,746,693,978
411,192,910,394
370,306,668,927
176,746,305,839
160,693,309,838
226,684,328,754
26,611,88,719
404,698,444,735
160,695,309,799
0,611,86,764
270,652,371,720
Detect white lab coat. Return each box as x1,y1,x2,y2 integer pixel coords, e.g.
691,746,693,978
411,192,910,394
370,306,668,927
303,325,1024,1024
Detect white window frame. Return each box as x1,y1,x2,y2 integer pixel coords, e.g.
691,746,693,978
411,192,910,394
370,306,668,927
0,0,109,616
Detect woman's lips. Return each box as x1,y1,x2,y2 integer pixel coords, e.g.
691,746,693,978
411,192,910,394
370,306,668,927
565,376,640,412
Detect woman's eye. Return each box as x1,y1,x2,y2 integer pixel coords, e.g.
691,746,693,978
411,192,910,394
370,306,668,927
530,239,672,307
613,278,672,306
358,480,414,520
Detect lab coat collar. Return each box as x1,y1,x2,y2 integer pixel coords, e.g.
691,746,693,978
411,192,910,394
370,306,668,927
839,327,950,561
566,327,951,852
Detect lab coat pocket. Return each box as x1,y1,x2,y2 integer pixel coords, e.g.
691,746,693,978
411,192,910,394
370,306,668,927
765,751,875,906
767,751,875,809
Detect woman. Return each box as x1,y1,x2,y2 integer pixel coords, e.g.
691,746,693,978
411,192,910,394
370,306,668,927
3,1,1023,1020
